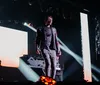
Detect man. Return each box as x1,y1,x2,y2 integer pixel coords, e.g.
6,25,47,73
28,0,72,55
36,15,61,79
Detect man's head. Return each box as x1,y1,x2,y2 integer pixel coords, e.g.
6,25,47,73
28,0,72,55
44,15,53,26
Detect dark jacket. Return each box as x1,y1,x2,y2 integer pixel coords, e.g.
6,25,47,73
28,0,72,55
36,26,61,54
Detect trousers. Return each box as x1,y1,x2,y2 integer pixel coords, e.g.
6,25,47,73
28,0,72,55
41,49,56,79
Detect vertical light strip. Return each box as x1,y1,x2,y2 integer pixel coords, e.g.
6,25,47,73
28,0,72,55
80,13,92,82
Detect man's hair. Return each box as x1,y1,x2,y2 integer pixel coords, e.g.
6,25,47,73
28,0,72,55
44,15,53,21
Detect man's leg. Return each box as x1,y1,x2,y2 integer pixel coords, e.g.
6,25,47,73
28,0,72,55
50,50,56,79
41,49,51,77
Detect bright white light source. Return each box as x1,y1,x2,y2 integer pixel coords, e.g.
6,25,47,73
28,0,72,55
80,13,92,82
23,22,37,32
0,26,28,68
24,22,27,26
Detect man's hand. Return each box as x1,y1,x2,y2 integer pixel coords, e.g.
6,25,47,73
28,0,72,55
57,51,61,57
58,51,61,56
56,56,59,60
36,50,41,55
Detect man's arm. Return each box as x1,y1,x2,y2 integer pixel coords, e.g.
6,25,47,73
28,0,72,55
36,28,41,54
55,29,61,56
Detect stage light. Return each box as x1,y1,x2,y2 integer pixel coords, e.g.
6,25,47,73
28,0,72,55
23,22,37,32
18,58,40,82
60,45,83,65
52,80,56,84
45,82,48,85
41,76,45,79
92,74,99,81
40,76,56,85
0,26,28,67
80,12,92,82
23,22,27,26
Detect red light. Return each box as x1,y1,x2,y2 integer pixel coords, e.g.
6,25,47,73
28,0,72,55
40,76,56,85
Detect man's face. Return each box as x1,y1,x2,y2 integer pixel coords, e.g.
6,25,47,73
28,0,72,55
45,16,53,26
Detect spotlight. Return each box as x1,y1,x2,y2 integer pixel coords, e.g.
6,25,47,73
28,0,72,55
23,22,27,26
40,76,56,85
